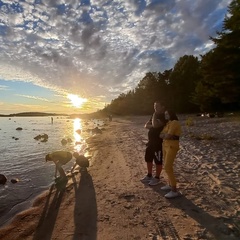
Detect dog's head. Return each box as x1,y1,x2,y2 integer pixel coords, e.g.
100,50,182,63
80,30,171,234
45,154,51,162
76,155,89,167
73,152,79,158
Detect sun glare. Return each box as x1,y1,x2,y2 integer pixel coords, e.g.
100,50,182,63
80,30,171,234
67,94,87,108
74,118,83,152
73,118,88,154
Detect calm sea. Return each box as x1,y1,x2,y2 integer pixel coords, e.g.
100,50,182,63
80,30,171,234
0,116,104,226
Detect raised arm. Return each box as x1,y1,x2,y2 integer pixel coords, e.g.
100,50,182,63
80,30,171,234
152,112,165,128
144,119,152,129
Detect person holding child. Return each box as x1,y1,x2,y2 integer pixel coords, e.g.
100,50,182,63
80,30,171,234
141,100,167,185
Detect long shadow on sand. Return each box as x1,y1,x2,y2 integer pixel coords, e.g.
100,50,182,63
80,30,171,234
33,180,67,240
32,169,97,240
71,168,97,240
152,186,237,240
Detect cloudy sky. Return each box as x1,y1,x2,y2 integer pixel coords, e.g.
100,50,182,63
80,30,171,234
0,0,231,114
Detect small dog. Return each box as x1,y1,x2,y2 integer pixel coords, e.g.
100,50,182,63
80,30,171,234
72,152,90,171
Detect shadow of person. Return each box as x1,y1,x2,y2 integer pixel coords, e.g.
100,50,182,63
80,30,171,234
33,181,67,240
152,186,236,239
169,194,239,239
72,167,97,240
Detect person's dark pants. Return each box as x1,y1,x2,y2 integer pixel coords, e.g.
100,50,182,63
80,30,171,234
145,144,163,165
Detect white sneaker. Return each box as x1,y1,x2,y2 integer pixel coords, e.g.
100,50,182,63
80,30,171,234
164,191,180,199
160,185,171,191
148,177,160,186
141,175,153,183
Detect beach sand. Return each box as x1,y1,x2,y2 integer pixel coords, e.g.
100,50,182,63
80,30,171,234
0,115,239,240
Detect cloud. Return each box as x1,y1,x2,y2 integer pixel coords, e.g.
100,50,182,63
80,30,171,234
15,94,50,102
0,84,9,90
0,0,232,106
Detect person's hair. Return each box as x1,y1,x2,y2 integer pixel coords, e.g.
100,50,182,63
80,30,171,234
167,110,178,120
154,100,165,107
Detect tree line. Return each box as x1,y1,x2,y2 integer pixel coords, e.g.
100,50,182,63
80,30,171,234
100,0,240,115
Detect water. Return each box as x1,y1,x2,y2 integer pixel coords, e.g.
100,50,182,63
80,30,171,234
0,116,104,226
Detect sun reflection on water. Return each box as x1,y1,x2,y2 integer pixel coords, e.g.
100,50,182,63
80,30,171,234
73,118,85,153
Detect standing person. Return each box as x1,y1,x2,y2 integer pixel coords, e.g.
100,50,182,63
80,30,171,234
160,110,181,198
141,100,166,186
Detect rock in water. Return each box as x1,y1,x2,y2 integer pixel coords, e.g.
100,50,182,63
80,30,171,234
0,174,7,184
11,178,19,183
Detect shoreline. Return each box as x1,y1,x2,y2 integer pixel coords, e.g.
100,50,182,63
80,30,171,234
0,115,239,239
0,133,101,228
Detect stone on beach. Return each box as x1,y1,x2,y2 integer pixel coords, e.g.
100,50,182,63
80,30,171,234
92,127,102,134
61,138,68,145
76,129,81,134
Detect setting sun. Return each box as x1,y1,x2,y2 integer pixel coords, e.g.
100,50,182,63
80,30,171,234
67,94,87,108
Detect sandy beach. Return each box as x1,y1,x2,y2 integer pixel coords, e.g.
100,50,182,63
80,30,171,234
0,115,239,240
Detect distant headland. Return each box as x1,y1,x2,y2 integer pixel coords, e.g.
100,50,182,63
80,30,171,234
0,111,106,119
0,112,68,117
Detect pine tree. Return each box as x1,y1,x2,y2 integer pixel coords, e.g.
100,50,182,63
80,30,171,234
194,0,240,111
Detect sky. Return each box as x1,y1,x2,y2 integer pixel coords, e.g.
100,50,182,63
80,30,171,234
0,0,232,114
